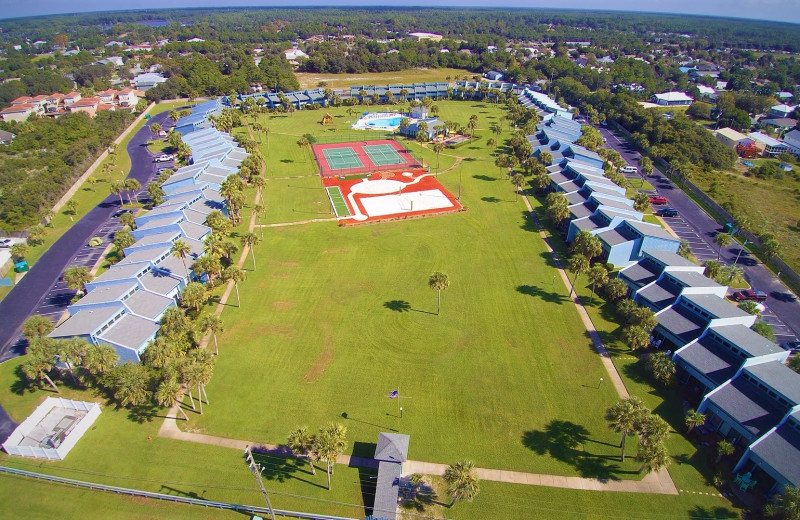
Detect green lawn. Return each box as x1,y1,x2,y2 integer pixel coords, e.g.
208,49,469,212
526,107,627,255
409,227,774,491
295,67,469,90
0,99,744,519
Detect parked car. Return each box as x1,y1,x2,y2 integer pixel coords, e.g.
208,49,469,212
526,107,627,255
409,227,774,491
619,166,638,174
649,195,668,205
731,289,767,302
0,238,11,248
780,340,800,354
657,207,678,217
153,154,174,163
113,209,131,217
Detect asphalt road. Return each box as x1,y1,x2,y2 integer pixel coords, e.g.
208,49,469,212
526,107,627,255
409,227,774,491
0,111,172,363
599,125,800,342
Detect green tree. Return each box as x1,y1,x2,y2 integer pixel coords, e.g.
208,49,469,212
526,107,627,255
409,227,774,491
241,232,261,271
570,231,603,261
22,315,54,340
762,238,782,261
63,266,92,294
738,300,762,317
703,260,722,280
637,438,670,474
752,321,776,341
602,278,629,303
716,440,735,463
633,192,651,213
287,426,317,475
623,324,651,351
82,344,118,379
110,181,125,206
678,240,692,259
113,230,135,251
180,282,208,313
312,423,348,491
147,182,165,206
124,178,141,204
684,410,706,434
714,232,732,261
567,254,589,298
587,265,608,304
10,242,29,260
605,396,648,462
511,173,525,201
171,240,191,274
539,151,553,166
722,264,744,284
647,352,676,386
149,123,162,139
156,373,189,421
428,271,450,315
222,266,247,307
443,460,481,507
199,314,224,356
544,192,570,225
433,141,445,172
765,486,800,520
21,339,60,393
119,212,136,230
110,362,151,407
640,156,654,176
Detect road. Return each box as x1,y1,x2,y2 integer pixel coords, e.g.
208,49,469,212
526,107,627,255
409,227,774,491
0,111,172,364
598,125,800,343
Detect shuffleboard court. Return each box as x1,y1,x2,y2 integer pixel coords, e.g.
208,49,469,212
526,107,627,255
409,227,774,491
326,186,351,217
363,144,404,166
322,147,364,171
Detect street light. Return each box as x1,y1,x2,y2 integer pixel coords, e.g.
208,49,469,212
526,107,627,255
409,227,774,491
598,377,604,389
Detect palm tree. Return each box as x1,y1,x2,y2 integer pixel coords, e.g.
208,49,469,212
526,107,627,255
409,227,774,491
312,423,348,490
22,315,54,340
156,373,189,421
200,314,224,355
467,115,478,140
82,344,118,379
171,240,191,274
587,264,609,304
168,110,180,123
180,282,208,312
252,176,266,204
605,396,647,462
119,212,136,230
443,460,481,507
637,440,670,474
428,271,449,315
486,137,497,156
241,232,261,271
254,203,265,238
716,440,735,463
287,426,317,475
21,339,60,393
511,173,525,201
539,151,553,166
566,255,589,298
296,137,309,162
432,141,444,172
721,264,744,284
714,232,733,261
10,242,29,261
124,178,141,204
684,409,706,433
149,123,162,139
222,266,247,307
111,363,150,407
764,486,800,519
495,154,509,178
63,266,93,295
110,181,125,206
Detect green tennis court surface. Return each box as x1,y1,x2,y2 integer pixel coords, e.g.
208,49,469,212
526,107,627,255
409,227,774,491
363,144,404,166
326,186,351,217
323,147,364,170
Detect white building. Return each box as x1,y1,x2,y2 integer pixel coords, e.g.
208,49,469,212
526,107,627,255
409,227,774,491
651,92,693,106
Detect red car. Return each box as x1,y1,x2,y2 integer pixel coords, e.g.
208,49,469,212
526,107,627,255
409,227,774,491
649,195,668,205
731,290,767,302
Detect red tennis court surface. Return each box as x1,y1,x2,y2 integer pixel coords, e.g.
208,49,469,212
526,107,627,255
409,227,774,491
323,170,463,225
313,140,421,177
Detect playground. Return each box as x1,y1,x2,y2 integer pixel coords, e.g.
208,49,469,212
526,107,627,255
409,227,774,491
324,170,462,223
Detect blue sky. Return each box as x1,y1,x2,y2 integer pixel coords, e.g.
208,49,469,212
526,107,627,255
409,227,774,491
0,0,798,24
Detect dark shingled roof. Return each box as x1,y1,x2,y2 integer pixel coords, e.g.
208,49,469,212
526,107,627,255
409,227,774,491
707,376,788,439
750,415,800,488
656,305,708,344
372,461,401,520
637,279,681,311
744,363,800,405
675,335,742,387
708,325,785,358
619,262,662,288
375,433,410,463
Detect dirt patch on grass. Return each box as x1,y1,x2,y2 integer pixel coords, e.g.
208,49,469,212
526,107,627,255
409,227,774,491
272,272,290,278
304,326,334,383
257,323,297,338
273,301,295,310
322,248,349,254
272,260,300,267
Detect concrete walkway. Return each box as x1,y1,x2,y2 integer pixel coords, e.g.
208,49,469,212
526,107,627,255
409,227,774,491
519,191,629,399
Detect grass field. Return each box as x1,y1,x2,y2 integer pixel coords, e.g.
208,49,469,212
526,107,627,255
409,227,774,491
0,100,744,519
296,67,470,90
326,186,350,217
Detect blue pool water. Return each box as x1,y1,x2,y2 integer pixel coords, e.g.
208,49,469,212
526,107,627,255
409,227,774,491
367,117,402,128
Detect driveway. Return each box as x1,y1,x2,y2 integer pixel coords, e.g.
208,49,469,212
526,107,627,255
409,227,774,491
0,111,172,362
599,125,800,342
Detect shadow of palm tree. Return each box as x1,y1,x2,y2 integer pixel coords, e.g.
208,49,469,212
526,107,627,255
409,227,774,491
516,285,567,304
481,196,502,203
384,300,411,312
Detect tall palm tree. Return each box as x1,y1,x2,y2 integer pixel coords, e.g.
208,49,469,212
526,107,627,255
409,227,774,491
605,396,647,462
110,181,125,206
22,315,54,340
63,266,93,295
222,266,247,307
124,178,141,204
156,373,189,421
566,254,589,297
296,137,309,162
312,423,348,490
252,176,266,204
171,240,191,275
428,271,450,315
200,314,224,355
241,232,261,271
432,141,444,173
254,203,265,239
714,232,733,261
111,363,150,407
21,340,60,393
511,173,525,201
287,426,317,475
443,460,481,507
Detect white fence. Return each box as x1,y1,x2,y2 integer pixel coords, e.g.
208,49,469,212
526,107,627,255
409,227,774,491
2,397,101,460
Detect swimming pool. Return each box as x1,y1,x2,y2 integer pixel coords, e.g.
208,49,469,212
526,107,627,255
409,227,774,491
366,117,402,128
352,112,408,130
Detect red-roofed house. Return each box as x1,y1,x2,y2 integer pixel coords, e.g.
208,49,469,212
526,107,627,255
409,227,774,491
116,88,139,107
45,94,64,105
68,97,100,117
10,96,33,105
0,103,40,122
97,89,117,104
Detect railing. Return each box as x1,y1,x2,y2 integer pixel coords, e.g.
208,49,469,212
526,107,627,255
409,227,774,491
0,466,359,520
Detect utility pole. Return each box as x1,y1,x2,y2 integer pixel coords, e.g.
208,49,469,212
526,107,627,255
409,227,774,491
245,447,277,520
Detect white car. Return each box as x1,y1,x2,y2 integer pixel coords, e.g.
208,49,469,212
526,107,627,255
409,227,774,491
153,154,174,163
619,166,637,174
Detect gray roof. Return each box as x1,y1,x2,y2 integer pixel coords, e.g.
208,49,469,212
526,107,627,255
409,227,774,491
682,294,751,320
183,208,210,225
129,231,180,250
569,203,594,220
668,270,721,289
139,271,181,296
744,363,800,405
179,221,211,241
750,419,800,488
619,262,661,288
557,180,583,193
656,305,707,344
597,226,637,247
708,325,785,358
646,250,697,267
572,215,606,232
124,290,174,320
637,280,680,311
707,376,786,439
91,263,149,284
71,281,136,307
118,245,171,267
676,336,741,387
624,220,677,241
372,460,401,520
565,191,588,205
136,214,183,233
374,433,410,463
49,305,122,338
548,171,573,185
98,313,159,350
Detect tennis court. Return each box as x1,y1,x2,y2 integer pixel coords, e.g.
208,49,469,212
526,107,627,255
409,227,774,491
326,186,351,217
363,144,404,166
322,147,364,171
